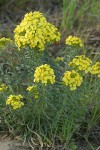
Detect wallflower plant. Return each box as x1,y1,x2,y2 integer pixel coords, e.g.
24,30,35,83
6,94,24,110
26,85,39,99
68,55,92,73
0,11,100,149
0,83,8,92
14,11,60,51
65,35,83,47
34,64,55,85
0,37,13,48
55,56,64,62
62,70,83,90
91,62,100,77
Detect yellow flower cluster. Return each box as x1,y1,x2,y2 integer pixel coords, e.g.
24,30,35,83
26,86,34,91
0,84,8,92
65,35,83,47
55,57,64,62
69,55,92,73
6,94,24,110
14,11,60,51
0,37,13,48
34,64,55,85
62,70,83,90
91,62,100,77
26,85,39,99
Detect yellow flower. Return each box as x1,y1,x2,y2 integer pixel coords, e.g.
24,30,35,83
26,86,34,92
62,70,83,91
91,62,100,78
6,94,24,110
26,85,39,99
65,35,83,47
0,84,8,92
55,57,64,62
69,55,92,73
34,64,55,85
14,11,60,51
0,37,13,48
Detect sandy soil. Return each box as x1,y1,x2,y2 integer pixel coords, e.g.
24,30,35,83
0,137,30,150
0,135,99,150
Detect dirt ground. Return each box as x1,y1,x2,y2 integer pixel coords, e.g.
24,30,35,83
0,140,31,150
0,135,31,150
0,134,100,150
0,140,100,150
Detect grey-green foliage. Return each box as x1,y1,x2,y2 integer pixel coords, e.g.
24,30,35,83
0,40,100,149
